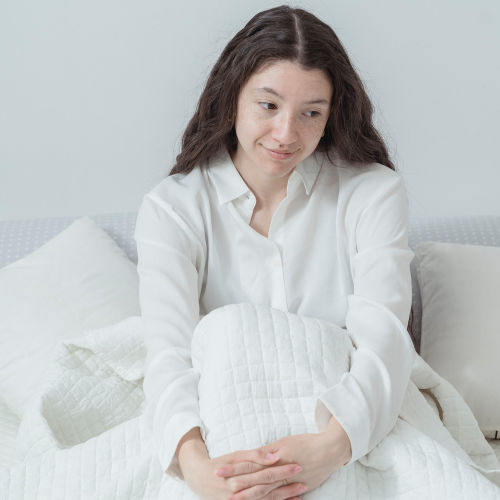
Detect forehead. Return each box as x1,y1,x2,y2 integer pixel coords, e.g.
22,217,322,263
243,60,332,98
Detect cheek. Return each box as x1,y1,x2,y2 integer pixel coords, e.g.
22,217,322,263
300,121,325,142
237,117,269,143
236,123,261,146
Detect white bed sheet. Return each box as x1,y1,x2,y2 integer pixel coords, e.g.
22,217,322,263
0,399,20,467
1,399,500,467
2,400,500,468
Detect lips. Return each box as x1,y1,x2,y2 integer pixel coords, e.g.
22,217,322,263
262,145,297,155
264,148,295,160
269,148,294,154
265,147,295,154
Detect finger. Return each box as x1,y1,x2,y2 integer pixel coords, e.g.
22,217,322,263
227,448,281,466
256,463,303,487
216,460,263,478
228,481,306,500
226,463,303,494
216,451,281,477
271,482,308,499
218,460,298,481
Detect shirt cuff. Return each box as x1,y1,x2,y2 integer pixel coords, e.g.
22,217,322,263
314,371,372,466
157,412,206,480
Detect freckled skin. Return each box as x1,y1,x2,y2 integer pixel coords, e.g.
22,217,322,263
230,60,333,210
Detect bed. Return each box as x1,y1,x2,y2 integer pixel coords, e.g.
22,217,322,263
0,212,499,497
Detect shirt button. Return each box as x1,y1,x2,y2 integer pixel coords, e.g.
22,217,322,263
272,259,280,268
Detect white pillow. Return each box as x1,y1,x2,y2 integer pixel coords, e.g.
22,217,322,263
0,216,140,416
415,241,500,436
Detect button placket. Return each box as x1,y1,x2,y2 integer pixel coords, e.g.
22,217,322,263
268,202,288,311
268,245,287,310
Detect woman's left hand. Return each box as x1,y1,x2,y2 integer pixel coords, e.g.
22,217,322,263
215,416,352,499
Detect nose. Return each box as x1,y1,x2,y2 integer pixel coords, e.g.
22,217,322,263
271,112,298,146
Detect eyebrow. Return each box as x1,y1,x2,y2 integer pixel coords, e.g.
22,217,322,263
254,86,330,106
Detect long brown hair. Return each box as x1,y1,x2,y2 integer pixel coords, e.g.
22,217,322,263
169,5,395,176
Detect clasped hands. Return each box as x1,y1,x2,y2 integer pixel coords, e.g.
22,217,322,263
186,416,352,500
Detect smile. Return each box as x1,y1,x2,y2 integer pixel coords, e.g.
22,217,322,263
262,146,297,160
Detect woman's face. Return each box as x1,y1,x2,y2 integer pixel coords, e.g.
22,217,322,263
232,60,332,182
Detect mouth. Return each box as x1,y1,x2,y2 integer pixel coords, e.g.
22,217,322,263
262,145,297,159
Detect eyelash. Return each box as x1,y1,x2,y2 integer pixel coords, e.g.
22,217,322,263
258,102,321,118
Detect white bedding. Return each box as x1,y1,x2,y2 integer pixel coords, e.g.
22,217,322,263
0,400,20,468
4,402,499,467
0,303,499,499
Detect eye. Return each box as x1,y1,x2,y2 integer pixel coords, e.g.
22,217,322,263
304,110,321,118
259,102,277,111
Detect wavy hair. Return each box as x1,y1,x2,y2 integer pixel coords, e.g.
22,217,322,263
169,5,394,176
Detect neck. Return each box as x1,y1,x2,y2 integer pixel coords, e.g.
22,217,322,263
230,149,294,209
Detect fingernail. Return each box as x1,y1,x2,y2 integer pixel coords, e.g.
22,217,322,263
293,465,303,473
265,452,280,460
215,467,228,477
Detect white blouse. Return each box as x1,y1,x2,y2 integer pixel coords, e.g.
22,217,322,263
133,148,416,479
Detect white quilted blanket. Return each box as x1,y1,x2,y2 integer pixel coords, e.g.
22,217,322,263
1,303,499,499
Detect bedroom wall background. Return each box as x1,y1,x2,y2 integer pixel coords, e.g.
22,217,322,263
0,0,499,220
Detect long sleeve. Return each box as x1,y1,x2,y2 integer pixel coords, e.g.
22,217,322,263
314,171,416,465
134,192,206,479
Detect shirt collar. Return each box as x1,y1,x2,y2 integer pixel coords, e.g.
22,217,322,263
208,148,324,205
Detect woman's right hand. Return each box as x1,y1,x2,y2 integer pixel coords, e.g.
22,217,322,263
183,448,308,500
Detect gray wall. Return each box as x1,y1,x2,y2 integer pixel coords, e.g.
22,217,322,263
1,0,499,220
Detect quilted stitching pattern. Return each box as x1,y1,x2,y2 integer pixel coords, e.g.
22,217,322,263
1,304,500,499
191,303,352,457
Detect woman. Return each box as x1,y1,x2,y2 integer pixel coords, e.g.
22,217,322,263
134,5,415,499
